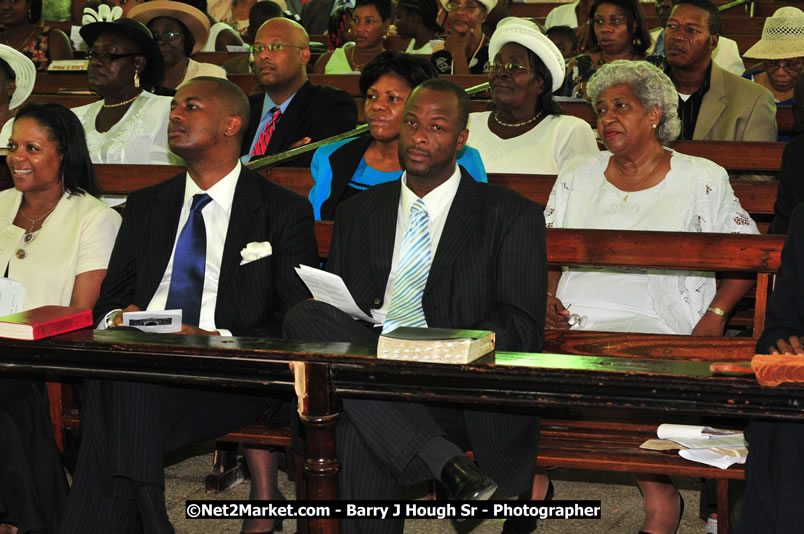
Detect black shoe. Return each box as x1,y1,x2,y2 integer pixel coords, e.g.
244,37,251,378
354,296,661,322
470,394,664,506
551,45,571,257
440,455,497,501
501,480,554,534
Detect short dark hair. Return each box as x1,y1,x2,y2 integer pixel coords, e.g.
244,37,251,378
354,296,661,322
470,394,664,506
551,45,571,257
185,76,251,142
359,51,438,98
673,0,720,34
546,25,578,51
587,0,652,56
0,58,15,99
413,78,470,129
13,103,99,196
355,0,393,22
396,0,439,32
28,0,42,23
250,0,283,30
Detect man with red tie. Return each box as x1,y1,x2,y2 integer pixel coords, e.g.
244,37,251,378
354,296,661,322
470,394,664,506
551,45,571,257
241,17,357,166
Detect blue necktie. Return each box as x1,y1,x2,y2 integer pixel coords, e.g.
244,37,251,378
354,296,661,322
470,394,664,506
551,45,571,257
382,199,432,334
165,193,212,327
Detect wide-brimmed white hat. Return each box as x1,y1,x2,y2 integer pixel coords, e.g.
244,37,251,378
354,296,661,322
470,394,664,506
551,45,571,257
0,44,35,110
488,17,565,92
439,0,498,15
129,0,211,55
744,7,804,60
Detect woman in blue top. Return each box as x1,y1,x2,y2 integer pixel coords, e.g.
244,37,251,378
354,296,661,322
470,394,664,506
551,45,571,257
309,50,486,220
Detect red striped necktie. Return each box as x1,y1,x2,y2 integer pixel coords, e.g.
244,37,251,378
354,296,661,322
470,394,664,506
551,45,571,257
250,106,282,156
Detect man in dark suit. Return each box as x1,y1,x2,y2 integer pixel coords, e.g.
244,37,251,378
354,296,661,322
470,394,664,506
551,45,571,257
241,17,357,166
284,79,546,534
738,204,804,533
60,77,319,534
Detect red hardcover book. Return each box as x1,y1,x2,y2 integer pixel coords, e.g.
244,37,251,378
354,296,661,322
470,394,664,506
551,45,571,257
0,305,93,340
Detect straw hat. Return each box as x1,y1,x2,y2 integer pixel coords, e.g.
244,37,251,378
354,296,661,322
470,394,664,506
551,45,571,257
439,0,498,15
128,1,211,55
0,44,35,109
489,17,565,92
744,7,804,60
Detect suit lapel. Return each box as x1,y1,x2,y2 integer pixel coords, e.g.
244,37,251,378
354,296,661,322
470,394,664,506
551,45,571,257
693,62,727,140
242,94,265,155
267,81,313,155
218,168,261,297
147,175,186,298
426,170,482,291
367,182,400,297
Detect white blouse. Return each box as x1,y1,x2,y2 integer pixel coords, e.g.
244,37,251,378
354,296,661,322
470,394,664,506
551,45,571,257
545,149,759,334
71,91,183,165
0,188,121,309
466,112,598,174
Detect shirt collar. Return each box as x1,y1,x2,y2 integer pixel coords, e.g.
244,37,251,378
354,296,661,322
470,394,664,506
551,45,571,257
666,58,713,98
262,89,297,117
399,163,462,220
183,161,242,214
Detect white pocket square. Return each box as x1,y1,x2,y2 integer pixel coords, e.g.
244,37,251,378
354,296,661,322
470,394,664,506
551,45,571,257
240,241,272,265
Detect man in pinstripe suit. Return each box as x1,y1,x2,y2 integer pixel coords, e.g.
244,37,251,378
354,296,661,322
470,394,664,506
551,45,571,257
60,78,319,534
284,79,547,534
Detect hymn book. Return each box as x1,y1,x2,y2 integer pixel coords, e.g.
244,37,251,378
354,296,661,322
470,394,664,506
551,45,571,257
377,327,495,364
0,305,92,340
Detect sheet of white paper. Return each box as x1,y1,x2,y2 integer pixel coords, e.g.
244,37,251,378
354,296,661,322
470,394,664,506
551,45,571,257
0,278,24,316
123,310,182,332
657,424,741,440
678,448,747,470
667,434,747,450
295,265,380,323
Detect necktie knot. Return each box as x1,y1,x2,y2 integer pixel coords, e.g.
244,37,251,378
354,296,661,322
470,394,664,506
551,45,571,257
191,193,212,213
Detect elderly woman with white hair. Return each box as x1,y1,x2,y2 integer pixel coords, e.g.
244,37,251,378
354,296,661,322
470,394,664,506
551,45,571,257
466,17,597,173
545,60,758,534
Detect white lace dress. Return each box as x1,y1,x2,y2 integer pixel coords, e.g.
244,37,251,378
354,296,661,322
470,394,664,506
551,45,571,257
545,149,758,334
71,90,183,165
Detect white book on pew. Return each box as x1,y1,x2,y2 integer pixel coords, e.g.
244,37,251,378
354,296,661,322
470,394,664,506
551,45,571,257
640,424,747,469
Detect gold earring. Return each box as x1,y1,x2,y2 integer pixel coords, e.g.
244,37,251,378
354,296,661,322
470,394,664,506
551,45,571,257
134,71,140,88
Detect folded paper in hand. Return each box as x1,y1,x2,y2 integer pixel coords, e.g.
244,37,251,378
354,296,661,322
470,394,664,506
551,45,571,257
295,265,383,324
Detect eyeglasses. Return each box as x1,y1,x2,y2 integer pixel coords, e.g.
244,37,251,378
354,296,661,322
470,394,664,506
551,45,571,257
592,15,626,27
488,62,534,74
251,42,305,54
766,58,803,75
152,31,182,42
86,50,140,63
446,2,482,12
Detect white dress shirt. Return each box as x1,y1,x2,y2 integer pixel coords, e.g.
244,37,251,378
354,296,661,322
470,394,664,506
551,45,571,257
100,162,241,335
377,164,462,321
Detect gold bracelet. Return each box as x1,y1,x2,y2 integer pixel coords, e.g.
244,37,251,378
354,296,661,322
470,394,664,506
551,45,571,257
547,291,555,297
707,306,726,316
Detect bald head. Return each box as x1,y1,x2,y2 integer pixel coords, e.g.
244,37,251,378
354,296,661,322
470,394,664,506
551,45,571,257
183,76,250,141
256,17,309,49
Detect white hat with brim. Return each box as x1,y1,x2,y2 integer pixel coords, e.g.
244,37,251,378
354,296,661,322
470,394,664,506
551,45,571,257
489,17,565,93
0,44,35,110
128,1,211,55
744,7,804,60
439,0,498,16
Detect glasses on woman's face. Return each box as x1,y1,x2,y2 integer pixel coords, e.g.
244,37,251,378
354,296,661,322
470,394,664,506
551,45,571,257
152,31,182,42
766,58,804,75
488,62,534,74
446,2,481,12
592,15,626,27
86,50,140,63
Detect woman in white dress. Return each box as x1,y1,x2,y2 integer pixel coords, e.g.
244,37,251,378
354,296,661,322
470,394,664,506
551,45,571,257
546,59,758,534
466,17,598,174
71,18,182,165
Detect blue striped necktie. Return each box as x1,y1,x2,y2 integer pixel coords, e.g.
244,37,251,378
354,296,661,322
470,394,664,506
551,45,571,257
165,193,212,327
382,199,432,334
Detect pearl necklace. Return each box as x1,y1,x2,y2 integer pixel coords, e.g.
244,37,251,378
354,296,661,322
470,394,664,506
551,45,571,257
493,109,544,128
